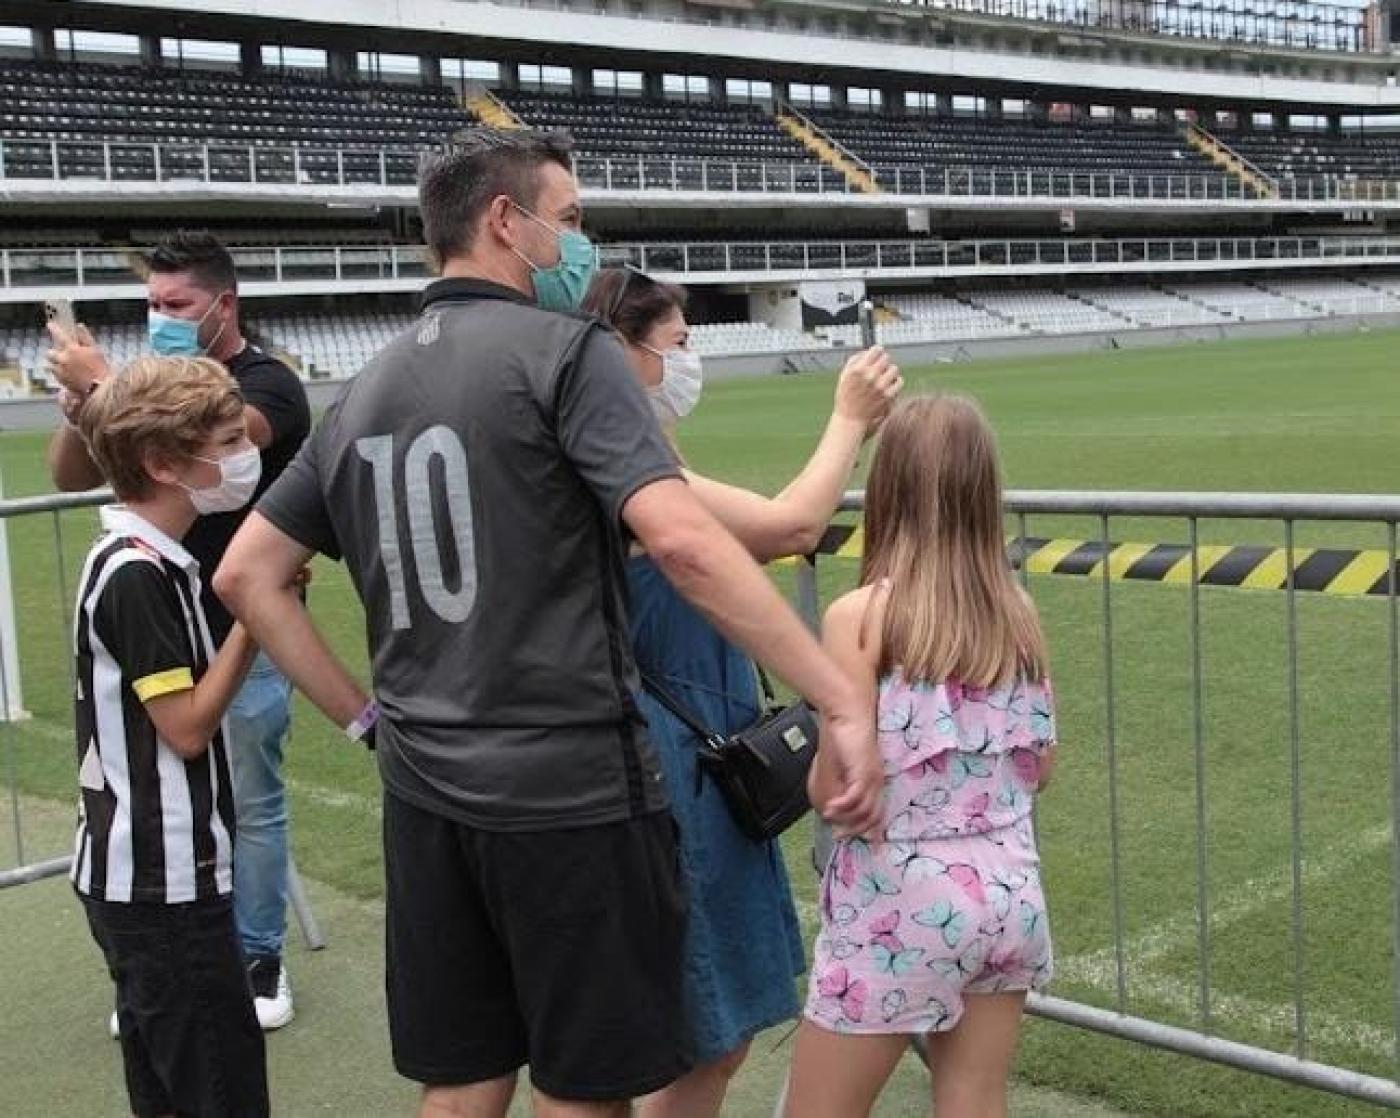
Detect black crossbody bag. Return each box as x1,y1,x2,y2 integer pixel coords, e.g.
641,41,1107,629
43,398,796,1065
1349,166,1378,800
639,668,819,842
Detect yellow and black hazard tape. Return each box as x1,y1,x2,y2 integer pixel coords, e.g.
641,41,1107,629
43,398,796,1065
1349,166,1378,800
796,525,1400,598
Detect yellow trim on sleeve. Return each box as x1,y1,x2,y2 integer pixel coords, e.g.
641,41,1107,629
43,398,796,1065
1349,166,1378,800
132,667,194,703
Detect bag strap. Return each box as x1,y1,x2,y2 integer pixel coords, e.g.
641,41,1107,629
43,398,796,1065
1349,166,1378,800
638,670,727,751
754,663,776,704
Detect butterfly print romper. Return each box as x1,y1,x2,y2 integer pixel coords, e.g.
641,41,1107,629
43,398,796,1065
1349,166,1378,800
805,672,1056,1034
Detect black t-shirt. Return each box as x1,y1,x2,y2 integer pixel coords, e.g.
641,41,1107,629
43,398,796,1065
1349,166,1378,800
184,345,311,644
257,278,681,831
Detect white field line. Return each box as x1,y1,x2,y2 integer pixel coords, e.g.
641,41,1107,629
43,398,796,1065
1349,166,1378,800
1056,822,1395,1059
1055,966,1396,1060
285,776,381,816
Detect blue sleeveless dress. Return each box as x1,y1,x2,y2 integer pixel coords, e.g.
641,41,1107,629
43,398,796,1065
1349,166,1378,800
628,555,806,1063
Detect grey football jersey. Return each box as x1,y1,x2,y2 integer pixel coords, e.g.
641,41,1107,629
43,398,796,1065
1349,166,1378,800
258,278,680,830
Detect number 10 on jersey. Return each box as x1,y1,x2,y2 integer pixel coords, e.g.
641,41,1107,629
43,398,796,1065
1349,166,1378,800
356,427,478,631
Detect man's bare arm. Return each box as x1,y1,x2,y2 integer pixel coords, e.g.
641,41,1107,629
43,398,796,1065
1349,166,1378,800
623,478,883,834
213,513,367,730
48,422,105,492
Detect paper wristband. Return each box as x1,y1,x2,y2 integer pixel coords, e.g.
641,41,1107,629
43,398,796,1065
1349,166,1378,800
345,701,380,743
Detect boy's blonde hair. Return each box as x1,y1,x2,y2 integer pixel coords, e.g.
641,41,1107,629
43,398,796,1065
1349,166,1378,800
79,356,244,501
861,394,1048,687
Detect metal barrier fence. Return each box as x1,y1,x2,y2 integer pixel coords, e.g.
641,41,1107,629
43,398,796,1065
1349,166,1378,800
5,484,1400,1104
4,137,1398,206
0,488,323,947
790,489,1400,1108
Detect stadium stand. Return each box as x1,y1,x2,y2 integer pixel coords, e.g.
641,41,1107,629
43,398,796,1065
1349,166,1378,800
1363,275,1400,298
1157,280,1325,321
962,290,1128,334
0,61,472,147
0,25,1397,374
1229,130,1400,185
805,112,1229,187
0,60,471,182
688,322,829,356
504,91,843,190
1250,276,1400,316
0,58,1288,198
1067,285,1234,327
254,309,417,379
7,275,1396,389
505,92,814,166
878,292,1027,340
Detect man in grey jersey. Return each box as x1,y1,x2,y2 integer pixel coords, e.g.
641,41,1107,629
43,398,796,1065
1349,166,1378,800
215,129,880,1118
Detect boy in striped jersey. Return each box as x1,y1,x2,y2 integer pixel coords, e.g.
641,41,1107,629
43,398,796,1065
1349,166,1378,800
72,356,268,1118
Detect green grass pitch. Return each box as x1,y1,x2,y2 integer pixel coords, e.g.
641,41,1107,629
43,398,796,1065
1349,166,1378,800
4,327,1400,1116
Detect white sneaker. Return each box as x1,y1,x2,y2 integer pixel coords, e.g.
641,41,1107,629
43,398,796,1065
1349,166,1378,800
247,956,294,1031
108,1009,119,1039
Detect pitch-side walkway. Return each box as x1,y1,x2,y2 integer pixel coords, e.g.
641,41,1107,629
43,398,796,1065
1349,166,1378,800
1,796,1132,1118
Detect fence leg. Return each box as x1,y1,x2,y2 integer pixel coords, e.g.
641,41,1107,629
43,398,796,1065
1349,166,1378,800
286,857,326,951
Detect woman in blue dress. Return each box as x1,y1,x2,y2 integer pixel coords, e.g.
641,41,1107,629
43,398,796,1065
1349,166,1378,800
581,269,901,1118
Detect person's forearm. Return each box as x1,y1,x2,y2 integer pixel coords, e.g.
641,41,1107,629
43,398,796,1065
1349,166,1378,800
651,528,862,717
48,423,104,492
148,629,259,758
232,585,367,729
771,414,866,541
192,630,259,743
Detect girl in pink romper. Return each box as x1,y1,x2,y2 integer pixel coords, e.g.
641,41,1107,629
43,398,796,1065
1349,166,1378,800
786,395,1057,1118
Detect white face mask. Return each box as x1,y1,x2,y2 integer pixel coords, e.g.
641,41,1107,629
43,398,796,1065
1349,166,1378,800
643,345,703,423
180,446,262,515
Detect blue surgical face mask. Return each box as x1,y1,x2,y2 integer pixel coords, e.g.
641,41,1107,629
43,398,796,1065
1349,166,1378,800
509,203,597,313
148,298,225,357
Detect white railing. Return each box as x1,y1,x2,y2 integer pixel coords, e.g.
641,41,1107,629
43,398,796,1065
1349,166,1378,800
0,245,432,291
0,138,423,188
603,235,1400,276
5,137,1400,205
6,237,1400,294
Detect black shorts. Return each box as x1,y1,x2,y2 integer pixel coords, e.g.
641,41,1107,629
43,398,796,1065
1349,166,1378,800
80,892,269,1118
383,791,692,1100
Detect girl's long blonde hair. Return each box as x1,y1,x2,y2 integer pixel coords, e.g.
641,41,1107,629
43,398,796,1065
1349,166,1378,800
861,394,1048,687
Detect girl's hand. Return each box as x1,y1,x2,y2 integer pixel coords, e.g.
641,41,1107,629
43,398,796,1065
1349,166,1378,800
833,346,902,437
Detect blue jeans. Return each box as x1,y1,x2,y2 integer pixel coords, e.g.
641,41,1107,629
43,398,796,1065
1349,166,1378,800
227,654,292,960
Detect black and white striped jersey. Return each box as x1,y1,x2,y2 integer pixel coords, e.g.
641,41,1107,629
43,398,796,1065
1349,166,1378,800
70,506,235,904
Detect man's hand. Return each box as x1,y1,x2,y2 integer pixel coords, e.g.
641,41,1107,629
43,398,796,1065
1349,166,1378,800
833,346,902,438
813,704,884,837
45,321,112,397
56,387,90,426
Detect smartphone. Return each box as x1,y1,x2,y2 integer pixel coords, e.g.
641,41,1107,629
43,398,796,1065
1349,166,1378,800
858,299,877,348
44,298,77,336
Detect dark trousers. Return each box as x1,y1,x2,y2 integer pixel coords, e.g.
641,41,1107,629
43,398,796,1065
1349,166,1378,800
81,892,270,1118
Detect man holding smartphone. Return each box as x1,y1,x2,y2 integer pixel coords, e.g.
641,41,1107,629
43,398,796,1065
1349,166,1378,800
46,231,311,1034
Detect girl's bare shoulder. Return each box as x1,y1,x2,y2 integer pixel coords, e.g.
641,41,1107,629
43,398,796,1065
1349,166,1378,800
823,579,891,643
